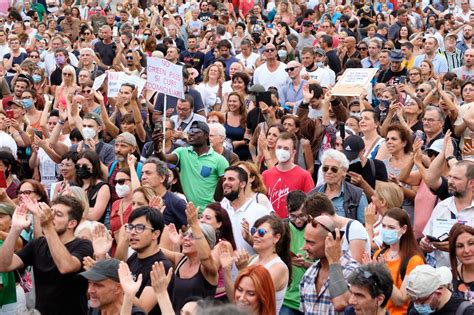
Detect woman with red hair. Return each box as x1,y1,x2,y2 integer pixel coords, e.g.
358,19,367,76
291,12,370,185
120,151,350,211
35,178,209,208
234,265,276,315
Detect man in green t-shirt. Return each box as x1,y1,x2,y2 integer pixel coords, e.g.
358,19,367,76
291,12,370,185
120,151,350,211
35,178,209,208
0,203,16,313
155,120,229,211
282,191,313,315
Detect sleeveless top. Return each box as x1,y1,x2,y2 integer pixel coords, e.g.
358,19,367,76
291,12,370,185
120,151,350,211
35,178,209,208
87,181,110,224
363,136,385,160
224,113,251,160
453,267,474,301
249,255,288,313
173,256,217,311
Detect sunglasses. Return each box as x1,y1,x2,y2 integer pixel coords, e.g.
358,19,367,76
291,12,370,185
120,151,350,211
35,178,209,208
18,189,35,195
409,72,420,76
322,165,339,173
264,48,276,53
126,56,133,60
82,89,92,94
30,55,39,58
285,67,297,72
63,72,73,77
144,33,151,36
76,164,91,170
250,227,268,237
416,88,425,93
114,178,130,185
358,47,367,50
307,215,332,233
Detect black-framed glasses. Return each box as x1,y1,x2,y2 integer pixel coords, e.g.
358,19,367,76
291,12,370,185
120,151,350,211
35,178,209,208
250,227,268,237
409,72,420,76
307,215,333,233
322,165,339,173
126,56,133,60
416,88,425,93
285,67,297,72
114,178,130,185
264,48,276,53
124,223,155,233
76,164,91,170
144,33,151,36
289,213,308,221
358,46,368,51
84,32,91,35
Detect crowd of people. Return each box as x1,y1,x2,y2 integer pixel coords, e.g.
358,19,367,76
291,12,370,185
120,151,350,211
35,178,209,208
0,0,474,314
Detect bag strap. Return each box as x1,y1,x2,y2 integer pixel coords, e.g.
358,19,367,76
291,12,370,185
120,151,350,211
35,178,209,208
346,220,353,244
368,159,375,178
108,160,118,179
455,301,473,315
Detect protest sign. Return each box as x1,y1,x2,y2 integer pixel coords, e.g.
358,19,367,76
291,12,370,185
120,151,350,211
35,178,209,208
331,68,377,97
146,57,184,99
107,71,122,97
119,73,147,96
92,73,107,91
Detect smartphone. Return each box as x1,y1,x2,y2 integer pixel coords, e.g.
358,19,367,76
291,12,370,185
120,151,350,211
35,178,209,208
0,170,6,188
332,230,345,240
426,233,449,242
6,109,13,119
256,91,272,107
339,122,345,140
155,121,163,133
399,75,407,84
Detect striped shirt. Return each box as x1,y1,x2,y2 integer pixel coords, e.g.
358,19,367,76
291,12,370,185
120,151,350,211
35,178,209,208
299,253,359,315
441,49,464,72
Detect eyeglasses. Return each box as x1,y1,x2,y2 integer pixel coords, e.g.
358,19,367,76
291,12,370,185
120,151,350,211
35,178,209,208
82,89,92,94
285,66,297,72
409,72,420,76
30,55,39,58
59,163,75,168
63,72,73,77
422,118,440,123
322,165,339,173
250,227,268,237
76,164,91,170
358,47,367,51
84,32,91,35
126,56,133,60
124,223,155,233
114,178,130,185
144,33,151,36
18,190,35,195
289,213,307,221
416,88,425,93
426,150,438,158
264,48,276,53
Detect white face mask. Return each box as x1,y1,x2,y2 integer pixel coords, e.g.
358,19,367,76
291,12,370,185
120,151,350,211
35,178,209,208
276,149,291,163
115,183,131,198
82,127,96,140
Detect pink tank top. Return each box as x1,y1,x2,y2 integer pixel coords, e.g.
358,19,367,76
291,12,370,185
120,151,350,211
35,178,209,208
413,180,438,239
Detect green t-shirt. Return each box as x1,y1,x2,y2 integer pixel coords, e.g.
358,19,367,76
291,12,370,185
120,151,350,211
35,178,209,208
0,240,17,306
283,223,308,310
32,4,47,23
173,147,229,212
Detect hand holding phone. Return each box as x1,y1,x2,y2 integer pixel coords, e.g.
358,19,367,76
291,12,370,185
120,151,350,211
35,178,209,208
0,170,7,188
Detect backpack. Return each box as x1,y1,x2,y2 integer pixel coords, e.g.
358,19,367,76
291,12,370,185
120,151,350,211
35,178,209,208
108,160,143,179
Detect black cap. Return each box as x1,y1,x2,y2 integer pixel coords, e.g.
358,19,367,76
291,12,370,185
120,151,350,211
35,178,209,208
80,259,120,282
343,135,365,161
190,121,209,134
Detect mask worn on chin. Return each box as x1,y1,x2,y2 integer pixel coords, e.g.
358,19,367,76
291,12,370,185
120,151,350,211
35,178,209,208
305,62,315,71
381,228,400,245
316,62,324,68
82,127,96,140
413,303,435,314
224,190,240,201
350,111,361,118
115,183,131,198
276,149,291,163
77,167,92,179
20,99,33,110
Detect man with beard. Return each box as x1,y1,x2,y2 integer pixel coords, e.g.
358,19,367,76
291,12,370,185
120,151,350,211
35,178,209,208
456,25,473,54
420,160,474,267
0,196,93,315
156,121,228,211
300,47,333,89
220,166,270,256
125,206,175,315
80,258,145,314
107,132,142,204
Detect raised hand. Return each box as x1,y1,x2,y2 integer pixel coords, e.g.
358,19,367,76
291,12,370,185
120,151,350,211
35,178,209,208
364,203,377,227
241,219,253,246
150,261,173,295
185,202,198,225
149,196,165,213
443,130,454,158
11,204,31,230
20,194,42,216
325,228,342,264
302,84,314,102
127,153,137,167
38,203,54,228
92,224,113,258
118,261,142,299
234,248,249,270
168,223,183,245
83,256,96,271
218,243,234,270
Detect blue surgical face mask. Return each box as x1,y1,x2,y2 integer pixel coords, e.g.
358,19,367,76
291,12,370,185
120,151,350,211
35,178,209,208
413,303,434,314
143,35,148,41
380,99,391,108
278,50,287,59
381,228,400,245
316,61,324,67
32,74,41,83
20,99,34,110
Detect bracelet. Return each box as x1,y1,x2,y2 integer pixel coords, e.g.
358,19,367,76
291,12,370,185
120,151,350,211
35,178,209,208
192,235,204,240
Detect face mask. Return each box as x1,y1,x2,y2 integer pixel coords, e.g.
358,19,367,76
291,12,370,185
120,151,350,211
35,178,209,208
278,50,287,59
380,99,391,108
413,303,434,314
20,99,33,110
143,35,148,41
349,157,361,165
77,166,92,179
224,189,240,201
55,55,65,65
305,62,315,71
115,183,131,198
276,149,291,163
381,228,400,245
82,127,96,140
449,4,455,9
32,74,42,83
350,111,361,118
316,61,324,68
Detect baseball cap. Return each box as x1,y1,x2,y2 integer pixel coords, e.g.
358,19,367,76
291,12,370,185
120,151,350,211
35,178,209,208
83,112,102,126
189,121,210,134
0,203,15,216
7,99,25,109
425,139,444,154
405,265,451,300
314,48,326,56
343,135,365,161
117,132,137,148
445,33,457,40
390,50,404,62
80,258,120,282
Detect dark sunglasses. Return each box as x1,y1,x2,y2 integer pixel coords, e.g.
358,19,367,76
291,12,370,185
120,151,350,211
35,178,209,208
144,33,151,36
285,67,297,72
426,150,438,158
126,56,133,60
250,227,268,237
63,72,73,77
416,88,425,93
84,32,91,35
264,48,276,53
76,164,91,170
114,178,130,185
322,165,339,173
358,46,367,50
30,54,39,58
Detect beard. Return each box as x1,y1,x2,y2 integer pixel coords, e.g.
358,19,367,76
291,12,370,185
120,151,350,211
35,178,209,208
224,188,240,201
56,226,67,236
116,154,126,162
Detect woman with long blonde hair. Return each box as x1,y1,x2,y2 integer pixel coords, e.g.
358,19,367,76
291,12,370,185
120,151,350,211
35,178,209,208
53,64,78,110
196,64,226,113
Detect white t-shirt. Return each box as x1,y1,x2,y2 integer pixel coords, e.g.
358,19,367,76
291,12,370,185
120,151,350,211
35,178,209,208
236,52,260,71
195,83,219,113
301,66,334,88
0,131,18,159
253,62,288,100
341,219,371,256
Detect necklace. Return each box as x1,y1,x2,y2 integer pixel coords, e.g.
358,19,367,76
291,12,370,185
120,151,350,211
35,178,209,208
387,250,399,260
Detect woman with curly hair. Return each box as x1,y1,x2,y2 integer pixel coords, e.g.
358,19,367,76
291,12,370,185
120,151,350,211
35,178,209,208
196,64,226,113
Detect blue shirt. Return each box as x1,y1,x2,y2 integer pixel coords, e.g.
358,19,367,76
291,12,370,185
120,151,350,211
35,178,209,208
413,54,449,74
316,184,368,224
361,57,380,69
280,79,306,109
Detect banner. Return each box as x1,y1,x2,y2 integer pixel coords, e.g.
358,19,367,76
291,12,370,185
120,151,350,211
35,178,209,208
146,57,184,99
331,68,377,97
107,71,122,97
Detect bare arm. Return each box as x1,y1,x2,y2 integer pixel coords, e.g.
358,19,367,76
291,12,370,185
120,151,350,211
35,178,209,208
86,184,111,222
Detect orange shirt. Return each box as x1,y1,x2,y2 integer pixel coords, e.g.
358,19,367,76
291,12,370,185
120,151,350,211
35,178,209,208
375,250,425,315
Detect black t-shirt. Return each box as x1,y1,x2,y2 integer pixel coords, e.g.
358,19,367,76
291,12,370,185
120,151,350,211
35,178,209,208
94,40,117,66
127,250,175,315
89,306,145,315
408,292,474,315
246,107,266,134
3,52,28,74
347,159,388,189
326,49,342,75
377,68,408,84
198,12,212,23
429,176,451,201
179,50,205,73
17,237,93,315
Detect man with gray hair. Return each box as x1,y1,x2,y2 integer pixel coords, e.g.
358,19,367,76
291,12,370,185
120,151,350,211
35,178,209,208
312,149,368,223
141,158,187,228
361,39,382,69
209,123,239,165
79,47,105,76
